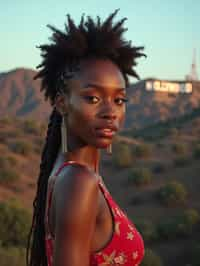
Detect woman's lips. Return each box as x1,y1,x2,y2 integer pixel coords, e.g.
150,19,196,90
95,128,116,138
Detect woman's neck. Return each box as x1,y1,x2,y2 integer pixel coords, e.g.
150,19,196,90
61,145,101,176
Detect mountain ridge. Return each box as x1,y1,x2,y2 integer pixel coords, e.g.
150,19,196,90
1,68,200,129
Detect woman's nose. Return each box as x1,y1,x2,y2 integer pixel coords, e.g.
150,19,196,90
99,101,117,120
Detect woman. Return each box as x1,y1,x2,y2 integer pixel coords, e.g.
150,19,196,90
26,9,146,266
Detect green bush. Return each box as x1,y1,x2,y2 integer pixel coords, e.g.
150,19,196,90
9,140,33,156
193,144,200,159
0,201,31,247
0,168,20,184
190,243,200,266
112,143,133,168
128,168,153,187
39,122,47,135
173,156,190,167
157,209,199,239
169,127,179,137
157,218,177,239
133,144,152,158
171,143,187,155
182,209,200,226
0,246,26,266
156,142,165,148
34,137,45,154
0,156,17,169
156,181,188,206
0,116,13,125
2,129,22,139
0,157,9,169
6,155,18,165
0,132,8,143
141,248,163,266
135,220,158,242
130,195,144,205
23,119,40,134
152,163,166,174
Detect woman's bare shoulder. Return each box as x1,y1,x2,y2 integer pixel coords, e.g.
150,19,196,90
54,163,98,190
52,163,99,215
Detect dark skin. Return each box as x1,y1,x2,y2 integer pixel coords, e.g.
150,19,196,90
50,58,126,266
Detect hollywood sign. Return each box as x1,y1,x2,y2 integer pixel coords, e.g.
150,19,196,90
145,80,192,93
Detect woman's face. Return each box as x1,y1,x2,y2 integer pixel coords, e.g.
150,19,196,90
57,58,126,149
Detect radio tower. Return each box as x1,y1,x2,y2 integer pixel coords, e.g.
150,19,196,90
186,49,199,81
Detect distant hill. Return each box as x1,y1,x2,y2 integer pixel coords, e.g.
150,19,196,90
1,105,200,266
0,68,51,120
125,79,200,129
1,68,200,129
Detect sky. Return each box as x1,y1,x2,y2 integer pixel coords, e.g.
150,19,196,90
0,0,199,80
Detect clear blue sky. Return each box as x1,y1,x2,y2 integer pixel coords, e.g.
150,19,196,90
0,0,199,80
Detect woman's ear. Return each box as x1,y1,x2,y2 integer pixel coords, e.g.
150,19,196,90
55,93,69,115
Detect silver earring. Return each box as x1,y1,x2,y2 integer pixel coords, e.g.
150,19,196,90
61,113,68,153
106,144,112,154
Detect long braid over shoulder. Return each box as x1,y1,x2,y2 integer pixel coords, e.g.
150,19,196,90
26,108,62,266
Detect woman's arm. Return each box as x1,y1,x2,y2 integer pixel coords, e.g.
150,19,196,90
52,165,99,266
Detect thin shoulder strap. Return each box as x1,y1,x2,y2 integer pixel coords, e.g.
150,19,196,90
54,160,78,176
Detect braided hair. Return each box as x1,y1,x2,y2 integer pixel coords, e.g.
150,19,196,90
26,9,146,266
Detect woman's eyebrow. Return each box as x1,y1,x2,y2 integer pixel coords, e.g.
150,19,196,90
83,83,126,92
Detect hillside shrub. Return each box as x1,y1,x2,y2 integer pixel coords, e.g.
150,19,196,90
0,201,31,247
6,155,18,165
157,218,177,240
169,127,179,137
190,243,200,266
0,156,17,169
141,248,163,266
128,168,153,187
171,143,187,155
182,208,200,227
156,181,188,206
2,129,23,139
0,168,20,184
156,142,165,148
0,246,26,266
152,163,166,174
130,195,144,205
133,144,152,158
9,140,33,156
157,209,199,239
34,137,45,153
135,220,158,242
173,156,190,167
0,157,9,169
0,130,23,143
0,132,7,143
193,144,200,159
0,116,13,125
22,119,40,135
39,122,47,135
112,143,133,168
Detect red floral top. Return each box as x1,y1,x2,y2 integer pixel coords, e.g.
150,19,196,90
45,161,145,266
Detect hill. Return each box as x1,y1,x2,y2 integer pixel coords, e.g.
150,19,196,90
1,68,200,129
0,68,51,119
0,107,200,265
125,79,200,129
1,68,200,265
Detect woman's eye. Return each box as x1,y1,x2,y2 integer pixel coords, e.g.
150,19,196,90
115,98,129,105
84,96,99,104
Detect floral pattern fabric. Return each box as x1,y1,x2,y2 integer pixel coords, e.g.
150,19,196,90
45,161,145,266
